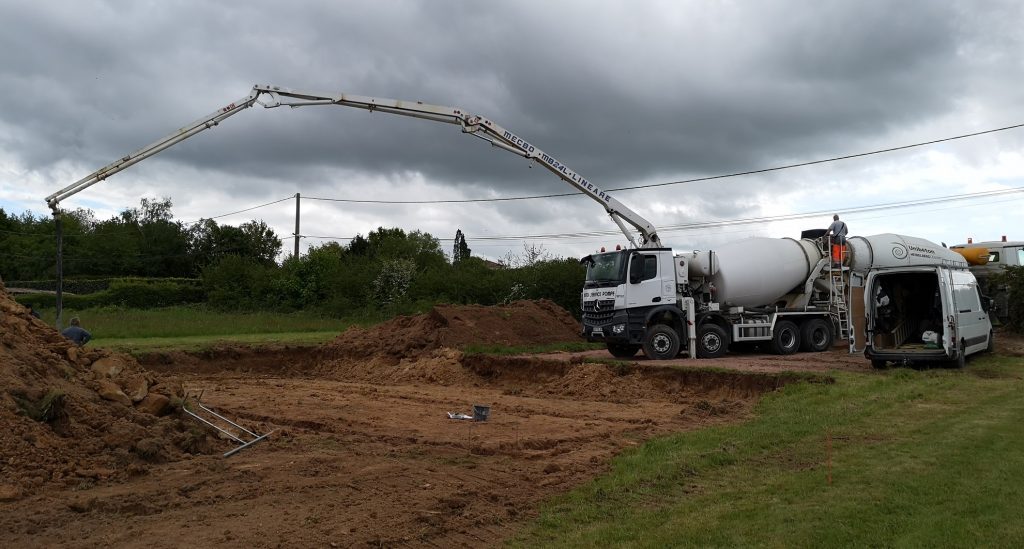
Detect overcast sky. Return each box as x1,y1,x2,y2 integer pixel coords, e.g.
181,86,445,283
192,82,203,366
2,0,1022,261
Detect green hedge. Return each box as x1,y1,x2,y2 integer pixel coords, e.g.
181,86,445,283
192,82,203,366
15,279,205,309
7,277,200,295
991,265,1024,333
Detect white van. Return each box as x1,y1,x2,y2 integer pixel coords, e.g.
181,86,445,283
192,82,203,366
864,265,992,368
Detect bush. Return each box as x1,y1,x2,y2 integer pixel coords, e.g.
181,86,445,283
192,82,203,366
7,277,200,295
991,265,1024,333
201,255,275,310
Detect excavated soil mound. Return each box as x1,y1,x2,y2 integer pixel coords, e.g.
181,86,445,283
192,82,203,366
0,286,216,502
318,299,580,368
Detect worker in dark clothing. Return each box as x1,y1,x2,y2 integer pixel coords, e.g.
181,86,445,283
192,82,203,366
826,214,849,266
61,317,92,346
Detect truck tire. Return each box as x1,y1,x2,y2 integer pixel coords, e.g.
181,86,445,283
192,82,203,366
871,359,888,369
696,324,729,359
799,318,833,352
643,324,681,360
770,320,800,355
607,343,640,358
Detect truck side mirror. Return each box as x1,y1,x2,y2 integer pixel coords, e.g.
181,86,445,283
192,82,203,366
629,254,643,284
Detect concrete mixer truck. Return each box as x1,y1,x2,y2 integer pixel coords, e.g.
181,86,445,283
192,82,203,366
581,235,846,360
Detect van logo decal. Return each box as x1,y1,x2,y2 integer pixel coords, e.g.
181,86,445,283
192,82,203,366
891,243,908,259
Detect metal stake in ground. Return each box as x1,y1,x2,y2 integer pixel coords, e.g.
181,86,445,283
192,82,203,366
182,391,275,457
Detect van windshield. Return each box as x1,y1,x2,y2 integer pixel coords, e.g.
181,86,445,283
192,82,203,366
583,251,627,286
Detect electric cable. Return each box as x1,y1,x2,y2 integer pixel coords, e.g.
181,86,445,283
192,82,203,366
302,122,1024,204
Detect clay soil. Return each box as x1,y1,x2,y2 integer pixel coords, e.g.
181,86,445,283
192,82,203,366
3,298,843,548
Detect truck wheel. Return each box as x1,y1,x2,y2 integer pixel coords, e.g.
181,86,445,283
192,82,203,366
607,343,640,358
799,318,833,352
871,359,888,369
770,320,800,355
696,324,729,359
643,324,681,360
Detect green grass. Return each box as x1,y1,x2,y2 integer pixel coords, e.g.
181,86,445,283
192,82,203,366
512,354,1024,548
41,305,349,338
36,305,373,352
92,331,340,353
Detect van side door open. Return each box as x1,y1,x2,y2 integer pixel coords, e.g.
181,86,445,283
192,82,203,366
951,269,990,355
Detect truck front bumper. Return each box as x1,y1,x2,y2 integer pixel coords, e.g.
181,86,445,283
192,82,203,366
582,310,634,344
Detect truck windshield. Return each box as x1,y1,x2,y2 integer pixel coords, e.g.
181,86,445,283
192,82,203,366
584,251,627,286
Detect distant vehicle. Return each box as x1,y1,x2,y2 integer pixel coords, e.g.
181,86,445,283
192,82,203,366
951,237,1023,323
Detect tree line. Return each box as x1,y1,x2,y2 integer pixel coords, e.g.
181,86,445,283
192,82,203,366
0,198,281,281
2,198,586,317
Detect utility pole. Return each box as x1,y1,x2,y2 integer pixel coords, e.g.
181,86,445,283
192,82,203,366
293,192,300,259
54,210,64,330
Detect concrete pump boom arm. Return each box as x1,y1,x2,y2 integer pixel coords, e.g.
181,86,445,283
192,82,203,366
45,84,661,248
253,85,660,247
45,90,263,211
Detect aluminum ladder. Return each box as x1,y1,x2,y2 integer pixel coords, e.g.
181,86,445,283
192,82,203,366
828,262,853,350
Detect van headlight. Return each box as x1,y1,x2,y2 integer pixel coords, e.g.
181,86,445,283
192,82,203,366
612,324,626,334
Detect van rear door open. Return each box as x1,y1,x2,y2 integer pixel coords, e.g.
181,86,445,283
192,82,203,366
864,266,992,367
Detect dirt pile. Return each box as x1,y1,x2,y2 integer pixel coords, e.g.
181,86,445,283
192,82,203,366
315,299,581,383
322,299,581,359
0,288,215,501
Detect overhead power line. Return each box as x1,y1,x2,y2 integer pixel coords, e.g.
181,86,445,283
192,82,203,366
180,195,294,225
298,185,1024,243
302,122,1024,204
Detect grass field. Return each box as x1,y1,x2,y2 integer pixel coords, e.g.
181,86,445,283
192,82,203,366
36,305,366,352
512,354,1024,547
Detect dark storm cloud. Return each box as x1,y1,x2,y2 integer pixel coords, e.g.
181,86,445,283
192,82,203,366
0,0,1020,230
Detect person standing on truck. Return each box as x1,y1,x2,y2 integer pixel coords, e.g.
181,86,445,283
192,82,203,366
61,317,92,347
826,214,848,266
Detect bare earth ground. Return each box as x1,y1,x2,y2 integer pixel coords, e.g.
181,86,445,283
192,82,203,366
5,293,1016,547
533,342,871,374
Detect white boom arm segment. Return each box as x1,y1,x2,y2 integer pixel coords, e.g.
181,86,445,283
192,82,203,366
46,84,661,247
45,90,262,210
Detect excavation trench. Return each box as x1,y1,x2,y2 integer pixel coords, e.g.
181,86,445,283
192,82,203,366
3,299,831,548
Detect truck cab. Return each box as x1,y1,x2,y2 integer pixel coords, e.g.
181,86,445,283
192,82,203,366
864,266,992,368
581,248,689,358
